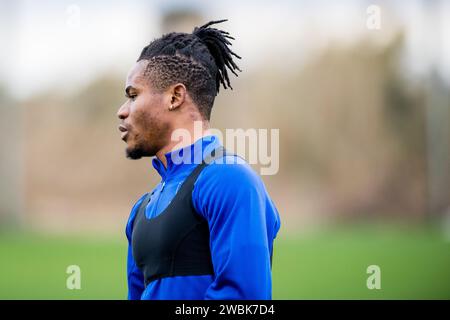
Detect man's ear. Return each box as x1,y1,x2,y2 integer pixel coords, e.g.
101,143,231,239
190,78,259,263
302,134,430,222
169,83,187,110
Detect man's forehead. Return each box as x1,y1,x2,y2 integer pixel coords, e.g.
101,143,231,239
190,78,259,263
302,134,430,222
126,60,149,87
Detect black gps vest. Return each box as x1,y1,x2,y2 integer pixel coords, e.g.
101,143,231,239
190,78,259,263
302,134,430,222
131,147,226,286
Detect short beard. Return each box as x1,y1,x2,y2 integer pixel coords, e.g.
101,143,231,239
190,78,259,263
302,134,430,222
126,141,158,160
126,146,146,160
125,125,169,160
124,109,171,160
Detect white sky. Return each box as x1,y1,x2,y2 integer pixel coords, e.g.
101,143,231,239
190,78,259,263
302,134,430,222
0,0,448,100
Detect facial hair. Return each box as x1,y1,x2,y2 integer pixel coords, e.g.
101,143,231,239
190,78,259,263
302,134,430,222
125,111,170,160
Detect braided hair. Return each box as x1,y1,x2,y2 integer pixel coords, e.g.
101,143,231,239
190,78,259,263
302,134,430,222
138,19,241,120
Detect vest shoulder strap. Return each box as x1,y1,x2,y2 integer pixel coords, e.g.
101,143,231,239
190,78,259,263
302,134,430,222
136,146,227,221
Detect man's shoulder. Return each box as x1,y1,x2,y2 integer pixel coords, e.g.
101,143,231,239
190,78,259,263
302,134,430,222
197,154,263,189
191,153,271,220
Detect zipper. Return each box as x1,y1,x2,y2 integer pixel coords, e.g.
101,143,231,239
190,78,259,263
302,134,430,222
153,180,165,215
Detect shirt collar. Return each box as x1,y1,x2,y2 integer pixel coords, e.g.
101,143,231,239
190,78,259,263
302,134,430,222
151,135,221,180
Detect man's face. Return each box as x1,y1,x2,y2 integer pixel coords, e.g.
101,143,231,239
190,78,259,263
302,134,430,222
117,60,171,159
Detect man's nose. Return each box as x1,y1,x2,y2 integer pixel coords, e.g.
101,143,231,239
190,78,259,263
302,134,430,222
117,102,129,120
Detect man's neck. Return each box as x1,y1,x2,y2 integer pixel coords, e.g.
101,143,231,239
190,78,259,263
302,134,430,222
156,121,211,168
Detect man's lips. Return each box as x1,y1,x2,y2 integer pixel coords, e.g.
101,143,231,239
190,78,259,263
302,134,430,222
118,124,128,141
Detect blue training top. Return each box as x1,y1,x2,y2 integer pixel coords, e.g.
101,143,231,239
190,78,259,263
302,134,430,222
125,135,281,300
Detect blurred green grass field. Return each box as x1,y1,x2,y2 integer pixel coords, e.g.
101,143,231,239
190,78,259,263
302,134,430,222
0,224,449,299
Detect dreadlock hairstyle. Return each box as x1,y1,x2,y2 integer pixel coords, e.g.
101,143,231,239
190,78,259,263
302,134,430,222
137,19,241,120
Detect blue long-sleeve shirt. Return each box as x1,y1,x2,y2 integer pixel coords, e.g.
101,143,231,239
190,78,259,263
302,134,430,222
125,135,281,300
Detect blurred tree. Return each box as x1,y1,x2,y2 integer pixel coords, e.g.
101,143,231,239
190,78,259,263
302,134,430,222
0,85,24,229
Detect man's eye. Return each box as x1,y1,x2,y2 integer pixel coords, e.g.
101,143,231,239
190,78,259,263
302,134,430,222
126,94,137,101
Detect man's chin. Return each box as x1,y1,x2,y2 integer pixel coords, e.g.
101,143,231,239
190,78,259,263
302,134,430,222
125,144,157,159
125,147,143,160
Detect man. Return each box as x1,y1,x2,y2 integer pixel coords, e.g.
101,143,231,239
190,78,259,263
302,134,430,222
117,19,281,300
